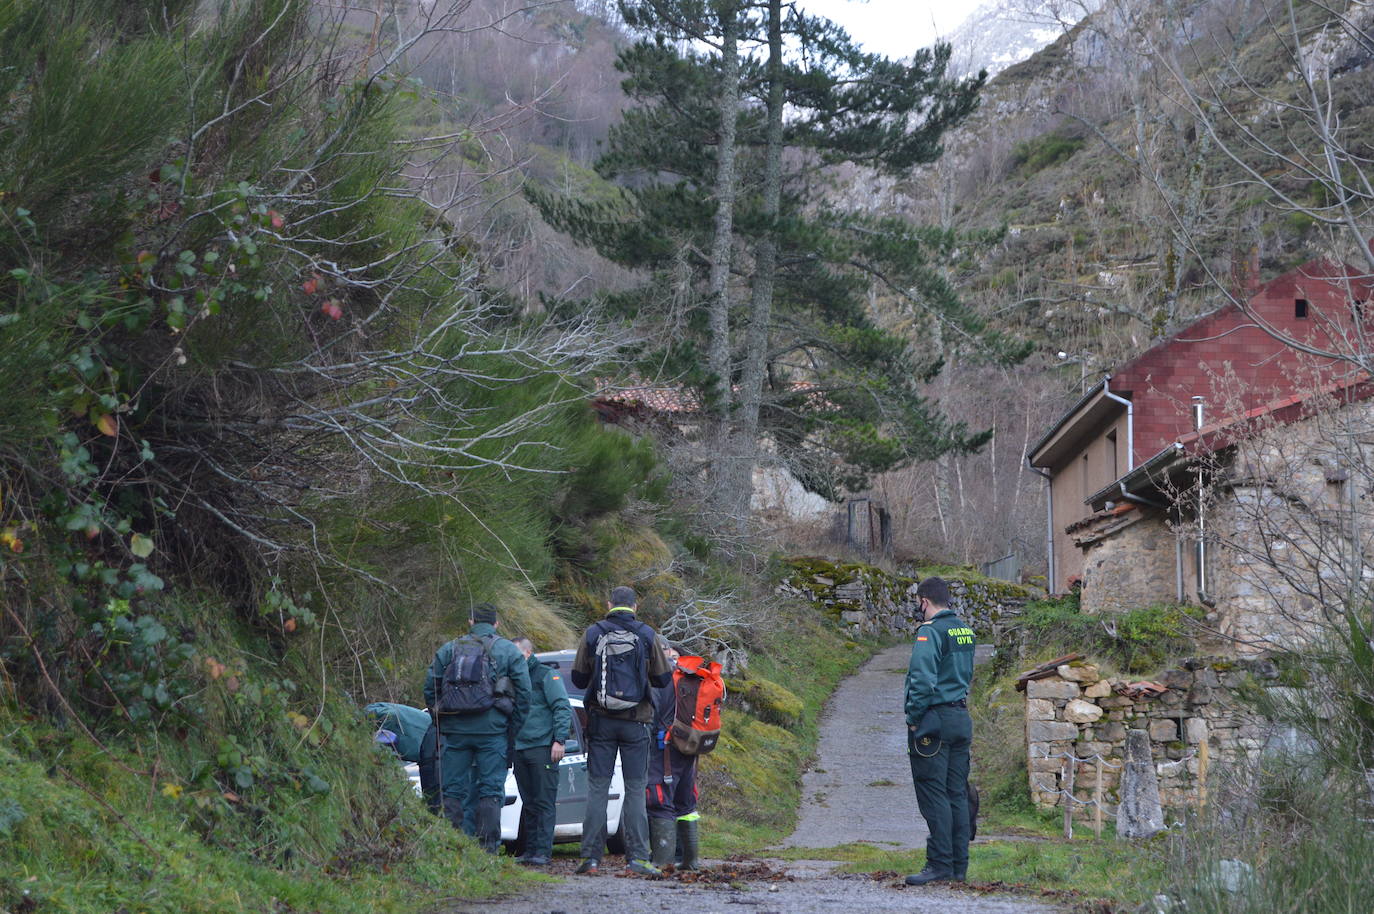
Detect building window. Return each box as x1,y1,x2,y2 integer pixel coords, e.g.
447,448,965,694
1295,298,1309,318
1106,430,1118,480
1082,453,1090,500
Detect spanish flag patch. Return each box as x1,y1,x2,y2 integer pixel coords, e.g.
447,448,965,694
916,636,928,641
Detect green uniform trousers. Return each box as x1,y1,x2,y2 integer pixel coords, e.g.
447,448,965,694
908,704,973,874
512,745,560,859
440,730,508,811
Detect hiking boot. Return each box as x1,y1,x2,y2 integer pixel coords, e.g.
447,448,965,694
905,866,953,886
953,865,967,882
518,855,552,866
626,859,664,877
648,817,677,867
574,858,599,875
676,817,700,871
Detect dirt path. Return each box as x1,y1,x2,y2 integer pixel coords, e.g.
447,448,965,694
448,643,1059,914
442,857,1054,914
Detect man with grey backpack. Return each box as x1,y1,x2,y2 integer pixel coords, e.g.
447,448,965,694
570,586,674,877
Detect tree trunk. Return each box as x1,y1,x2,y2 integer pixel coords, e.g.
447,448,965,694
729,0,784,533
705,0,742,492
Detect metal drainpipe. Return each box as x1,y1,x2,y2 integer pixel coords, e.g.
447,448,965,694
1192,396,1209,602
1175,535,1186,603
1028,458,1055,594
1101,377,1134,472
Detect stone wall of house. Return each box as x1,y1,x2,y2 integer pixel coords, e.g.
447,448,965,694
1025,657,1284,817
1204,413,1359,654
1072,398,1374,656
776,558,1032,641
1077,509,1179,616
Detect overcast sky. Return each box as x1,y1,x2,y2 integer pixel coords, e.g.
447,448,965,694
798,0,987,59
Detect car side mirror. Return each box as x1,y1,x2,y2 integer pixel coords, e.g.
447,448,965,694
563,739,581,755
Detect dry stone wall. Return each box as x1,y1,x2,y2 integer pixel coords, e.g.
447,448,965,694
1025,656,1285,817
775,559,1033,641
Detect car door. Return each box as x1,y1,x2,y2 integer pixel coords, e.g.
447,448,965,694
554,706,590,833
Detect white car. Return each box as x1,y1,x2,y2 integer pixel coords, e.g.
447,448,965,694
408,694,626,853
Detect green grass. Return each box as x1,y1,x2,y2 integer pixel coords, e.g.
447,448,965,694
766,831,1163,908
0,729,530,914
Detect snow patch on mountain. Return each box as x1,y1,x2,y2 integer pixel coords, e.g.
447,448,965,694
942,0,1101,75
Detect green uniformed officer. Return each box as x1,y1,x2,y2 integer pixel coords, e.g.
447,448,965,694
364,701,441,814
510,636,572,866
424,603,531,853
903,576,976,886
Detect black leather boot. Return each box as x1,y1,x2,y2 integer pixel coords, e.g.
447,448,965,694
905,866,953,886
476,796,502,854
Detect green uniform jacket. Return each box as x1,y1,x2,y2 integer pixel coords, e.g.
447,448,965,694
364,702,432,763
904,609,976,727
514,655,573,751
424,623,531,737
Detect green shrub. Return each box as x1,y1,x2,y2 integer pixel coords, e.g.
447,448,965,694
1015,592,1203,673
1164,762,1374,914
1011,131,1087,174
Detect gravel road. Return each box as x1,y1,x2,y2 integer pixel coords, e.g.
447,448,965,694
441,857,1055,913
445,643,1060,914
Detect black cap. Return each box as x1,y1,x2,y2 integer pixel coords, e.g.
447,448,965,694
471,602,497,624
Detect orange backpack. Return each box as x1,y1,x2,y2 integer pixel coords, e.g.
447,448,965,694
669,655,725,755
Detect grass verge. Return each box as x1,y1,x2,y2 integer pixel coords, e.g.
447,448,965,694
0,709,530,914
766,832,1164,910
695,600,884,856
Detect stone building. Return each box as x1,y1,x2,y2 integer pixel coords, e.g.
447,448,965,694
1027,257,1374,654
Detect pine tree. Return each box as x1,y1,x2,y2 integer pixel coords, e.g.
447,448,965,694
530,1,1027,520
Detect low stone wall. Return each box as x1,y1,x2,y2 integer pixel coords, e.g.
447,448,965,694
1025,657,1282,816
775,558,1033,640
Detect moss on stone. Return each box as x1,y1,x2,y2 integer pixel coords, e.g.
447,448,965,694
728,675,805,728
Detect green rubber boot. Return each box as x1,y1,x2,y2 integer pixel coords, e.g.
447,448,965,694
676,817,699,871
649,817,677,867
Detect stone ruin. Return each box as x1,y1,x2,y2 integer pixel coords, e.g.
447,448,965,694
1024,656,1291,825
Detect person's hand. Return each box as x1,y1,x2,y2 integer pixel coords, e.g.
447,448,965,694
550,741,565,763
908,725,916,731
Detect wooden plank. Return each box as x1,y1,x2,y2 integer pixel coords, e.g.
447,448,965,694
1014,652,1085,691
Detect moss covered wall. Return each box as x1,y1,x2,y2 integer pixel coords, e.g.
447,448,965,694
776,558,1034,642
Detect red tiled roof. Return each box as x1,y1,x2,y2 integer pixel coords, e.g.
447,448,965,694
1172,374,1374,457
